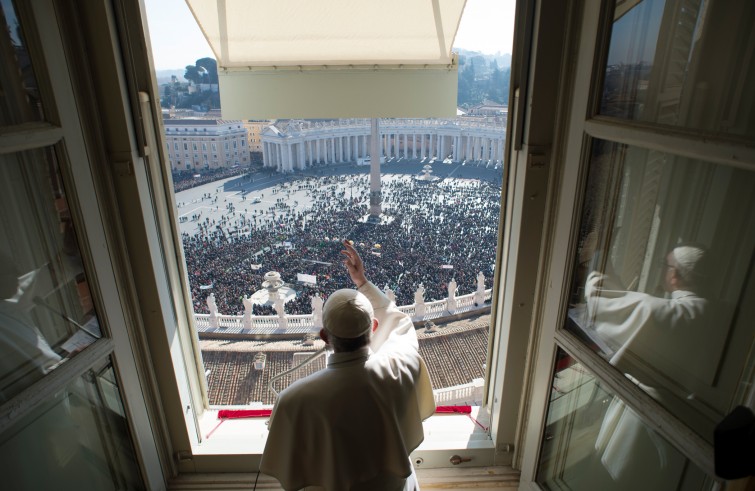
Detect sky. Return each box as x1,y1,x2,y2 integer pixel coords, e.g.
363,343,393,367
144,0,516,71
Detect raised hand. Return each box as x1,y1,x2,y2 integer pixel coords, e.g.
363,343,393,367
341,240,367,288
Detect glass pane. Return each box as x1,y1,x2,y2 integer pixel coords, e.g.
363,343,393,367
0,358,144,490
536,349,713,490
0,0,44,124
1,147,100,403
567,139,755,442
599,0,755,139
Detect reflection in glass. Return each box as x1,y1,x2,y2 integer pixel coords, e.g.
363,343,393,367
0,147,99,402
600,0,755,139
567,139,755,442
536,350,711,490
0,359,144,489
0,0,44,124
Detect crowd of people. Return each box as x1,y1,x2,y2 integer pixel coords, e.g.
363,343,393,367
182,173,501,316
171,165,266,192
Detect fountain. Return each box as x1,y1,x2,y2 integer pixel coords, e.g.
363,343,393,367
413,164,440,184
248,271,297,306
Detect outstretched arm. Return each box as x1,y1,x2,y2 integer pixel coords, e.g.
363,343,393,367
341,240,367,288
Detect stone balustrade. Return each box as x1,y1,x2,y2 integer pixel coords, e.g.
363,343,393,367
433,378,485,406
196,288,493,337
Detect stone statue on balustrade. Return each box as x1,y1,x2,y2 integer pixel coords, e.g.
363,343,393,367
384,287,396,303
413,284,426,320
242,295,253,329
474,271,486,306
274,295,288,330
207,293,219,329
447,278,458,312
311,293,324,328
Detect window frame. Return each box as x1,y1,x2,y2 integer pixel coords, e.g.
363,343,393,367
515,0,755,487
0,0,165,488
42,0,565,481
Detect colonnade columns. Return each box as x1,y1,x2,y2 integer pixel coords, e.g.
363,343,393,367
412,134,417,159
438,136,444,161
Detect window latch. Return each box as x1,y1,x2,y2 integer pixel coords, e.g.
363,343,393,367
449,454,472,465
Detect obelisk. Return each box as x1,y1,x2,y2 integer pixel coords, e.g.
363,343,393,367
369,118,382,220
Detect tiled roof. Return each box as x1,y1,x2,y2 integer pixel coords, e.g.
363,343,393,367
202,314,490,406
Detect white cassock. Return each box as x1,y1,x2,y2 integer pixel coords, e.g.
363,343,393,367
260,282,435,491
584,272,722,487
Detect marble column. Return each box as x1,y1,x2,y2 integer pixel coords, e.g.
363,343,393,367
412,134,417,159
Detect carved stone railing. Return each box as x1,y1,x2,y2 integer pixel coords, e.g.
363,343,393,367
195,288,493,337
433,378,485,406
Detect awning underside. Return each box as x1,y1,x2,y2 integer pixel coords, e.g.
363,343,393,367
186,0,466,67
185,0,465,118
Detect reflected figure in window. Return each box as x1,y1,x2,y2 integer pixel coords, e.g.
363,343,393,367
261,240,435,491
583,245,715,489
0,253,61,402
585,244,712,393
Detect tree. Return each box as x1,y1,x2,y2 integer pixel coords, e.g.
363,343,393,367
184,64,201,84
184,58,218,85
195,57,218,84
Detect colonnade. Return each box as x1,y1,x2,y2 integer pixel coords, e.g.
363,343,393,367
261,119,506,173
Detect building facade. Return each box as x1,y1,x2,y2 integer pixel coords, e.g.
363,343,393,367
261,118,506,173
243,119,270,153
163,119,249,172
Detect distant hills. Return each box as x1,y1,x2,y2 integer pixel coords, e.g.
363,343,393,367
455,48,512,69
154,69,185,85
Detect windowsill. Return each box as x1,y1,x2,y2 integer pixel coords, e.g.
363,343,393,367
192,405,493,457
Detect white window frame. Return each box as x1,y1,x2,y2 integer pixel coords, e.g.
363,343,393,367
0,0,165,488
514,1,755,488
40,0,567,485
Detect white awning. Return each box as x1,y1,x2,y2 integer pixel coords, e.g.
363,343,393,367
186,0,466,118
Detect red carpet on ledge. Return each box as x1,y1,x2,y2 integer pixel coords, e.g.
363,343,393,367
216,406,472,419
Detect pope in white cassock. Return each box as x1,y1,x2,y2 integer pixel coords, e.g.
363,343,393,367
261,240,435,491
584,245,715,489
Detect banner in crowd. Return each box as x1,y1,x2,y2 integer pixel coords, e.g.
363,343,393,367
297,273,317,285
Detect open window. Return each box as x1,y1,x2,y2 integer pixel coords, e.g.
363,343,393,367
137,0,524,474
